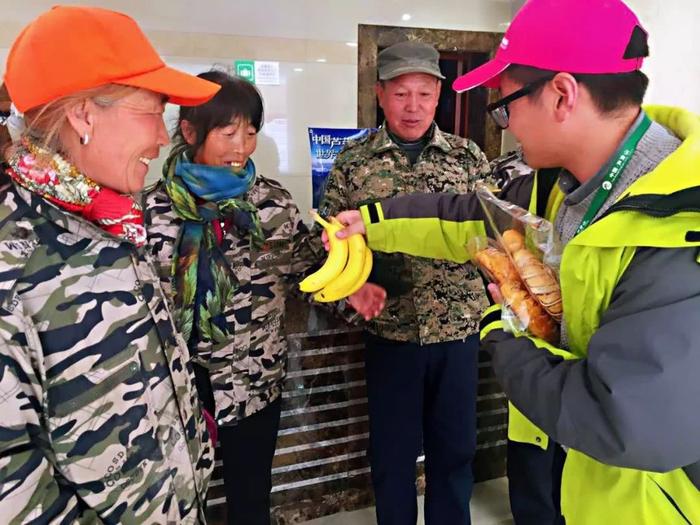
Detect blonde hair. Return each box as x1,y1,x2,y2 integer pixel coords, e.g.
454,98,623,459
20,84,140,155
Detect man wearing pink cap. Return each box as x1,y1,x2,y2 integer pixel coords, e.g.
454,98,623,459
331,1,700,523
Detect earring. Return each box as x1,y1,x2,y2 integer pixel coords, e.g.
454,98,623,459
80,133,90,146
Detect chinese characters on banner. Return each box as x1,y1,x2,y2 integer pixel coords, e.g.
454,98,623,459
308,128,373,207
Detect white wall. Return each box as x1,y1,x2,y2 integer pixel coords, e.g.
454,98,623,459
157,58,357,215
626,0,700,112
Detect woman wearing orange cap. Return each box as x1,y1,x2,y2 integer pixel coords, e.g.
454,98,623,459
0,6,220,524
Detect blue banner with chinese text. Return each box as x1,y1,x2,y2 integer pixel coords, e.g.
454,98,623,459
308,127,373,207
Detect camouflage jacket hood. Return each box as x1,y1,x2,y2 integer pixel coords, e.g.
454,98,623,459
0,176,213,524
146,174,315,425
316,124,496,344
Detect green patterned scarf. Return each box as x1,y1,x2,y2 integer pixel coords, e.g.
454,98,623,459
163,145,265,348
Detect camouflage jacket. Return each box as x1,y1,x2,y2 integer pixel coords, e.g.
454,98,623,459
489,149,534,189
317,124,495,344
0,179,213,524
145,175,315,426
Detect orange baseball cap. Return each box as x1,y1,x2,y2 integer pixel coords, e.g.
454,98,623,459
4,5,220,112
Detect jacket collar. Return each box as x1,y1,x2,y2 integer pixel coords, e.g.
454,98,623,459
368,122,453,156
624,105,700,196
570,106,700,249
12,182,133,249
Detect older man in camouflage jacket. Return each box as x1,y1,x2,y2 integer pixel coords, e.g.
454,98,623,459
315,41,496,525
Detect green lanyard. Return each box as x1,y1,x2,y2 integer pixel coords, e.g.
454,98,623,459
575,114,652,235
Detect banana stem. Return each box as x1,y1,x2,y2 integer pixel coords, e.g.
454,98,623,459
310,211,332,230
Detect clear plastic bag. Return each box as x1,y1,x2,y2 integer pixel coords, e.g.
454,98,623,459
469,185,563,343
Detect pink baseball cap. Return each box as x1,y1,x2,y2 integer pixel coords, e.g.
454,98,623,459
453,0,648,93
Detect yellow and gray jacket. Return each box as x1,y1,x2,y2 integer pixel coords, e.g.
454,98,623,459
0,178,213,524
146,175,317,426
357,106,700,524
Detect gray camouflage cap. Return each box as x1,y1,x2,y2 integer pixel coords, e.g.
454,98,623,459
377,41,445,81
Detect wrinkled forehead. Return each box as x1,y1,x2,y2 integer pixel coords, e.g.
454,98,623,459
382,73,441,90
116,88,167,112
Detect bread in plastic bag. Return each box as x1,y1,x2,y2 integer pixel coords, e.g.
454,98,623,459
469,185,563,343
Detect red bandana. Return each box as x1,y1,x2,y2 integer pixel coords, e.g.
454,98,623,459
6,139,147,246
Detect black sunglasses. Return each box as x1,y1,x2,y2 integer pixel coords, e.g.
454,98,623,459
486,75,555,129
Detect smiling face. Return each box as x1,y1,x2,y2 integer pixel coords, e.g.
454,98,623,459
175,71,264,171
376,73,441,141
190,117,258,169
80,89,169,193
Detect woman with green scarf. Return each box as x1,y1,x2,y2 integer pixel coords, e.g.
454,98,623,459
145,70,384,524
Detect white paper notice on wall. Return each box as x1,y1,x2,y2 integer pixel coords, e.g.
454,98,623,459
255,61,280,85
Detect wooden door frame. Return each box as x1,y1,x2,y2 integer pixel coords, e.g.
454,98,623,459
357,24,504,159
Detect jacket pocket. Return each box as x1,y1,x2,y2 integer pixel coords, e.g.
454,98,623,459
44,355,159,516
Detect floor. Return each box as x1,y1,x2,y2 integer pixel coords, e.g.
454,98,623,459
301,477,514,525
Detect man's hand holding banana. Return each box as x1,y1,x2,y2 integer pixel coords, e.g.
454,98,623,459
301,212,385,321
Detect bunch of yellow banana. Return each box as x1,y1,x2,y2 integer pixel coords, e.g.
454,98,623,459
299,213,373,302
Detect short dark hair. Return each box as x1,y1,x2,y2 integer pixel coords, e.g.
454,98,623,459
503,65,650,115
173,69,264,152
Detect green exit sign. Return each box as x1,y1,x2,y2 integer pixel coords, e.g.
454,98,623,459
235,60,255,83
